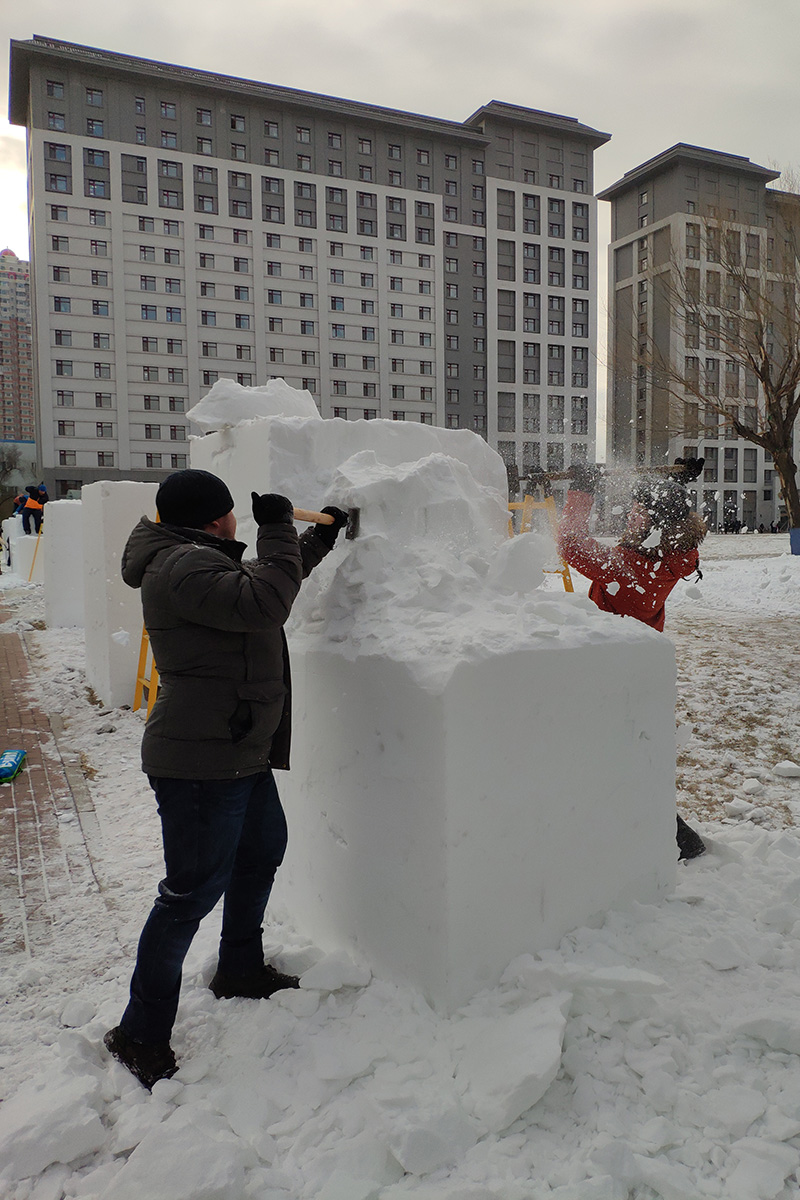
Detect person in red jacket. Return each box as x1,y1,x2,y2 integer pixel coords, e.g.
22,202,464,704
557,462,706,633
557,458,707,859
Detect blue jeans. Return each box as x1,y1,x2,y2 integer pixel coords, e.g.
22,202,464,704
120,770,287,1044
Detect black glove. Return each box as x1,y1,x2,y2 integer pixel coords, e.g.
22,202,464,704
251,492,294,526
314,505,349,549
569,464,602,495
670,456,705,483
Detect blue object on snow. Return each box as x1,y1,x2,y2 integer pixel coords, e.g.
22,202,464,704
790,528,800,556
0,749,26,781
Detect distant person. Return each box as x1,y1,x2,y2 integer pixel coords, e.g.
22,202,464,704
21,485,45,535
557,458,708,861
104,469,348,1090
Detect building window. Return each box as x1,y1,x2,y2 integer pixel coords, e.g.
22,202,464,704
94,363,111,379
146,453,162,468
197,137,212,155
141,305,157,320
91,271,108,286
55,361,73,377
145,424,161,440
96,422,113,438
170,426,187,441
53,296,71,313
86,119,104,137
57,422,75,437
48,112,66,131
161,131,178,149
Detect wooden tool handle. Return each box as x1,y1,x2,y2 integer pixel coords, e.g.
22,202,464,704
292,507,334,525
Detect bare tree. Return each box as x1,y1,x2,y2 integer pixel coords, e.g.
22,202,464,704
642,193,800,530
0,444,22,496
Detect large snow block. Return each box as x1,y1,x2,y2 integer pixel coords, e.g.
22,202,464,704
275,634,677,1013
43,500,85,628
82,480,158,708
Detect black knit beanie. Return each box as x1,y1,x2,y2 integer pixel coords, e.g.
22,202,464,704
156,469,234,529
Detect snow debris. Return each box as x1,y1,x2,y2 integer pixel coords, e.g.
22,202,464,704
454,992,570,1133
0,1072,105,1180
772,759,800,778
299,950,372,992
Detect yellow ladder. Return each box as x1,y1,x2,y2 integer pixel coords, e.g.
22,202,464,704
133,627,160,717
508,494,574,593
27,521,44,582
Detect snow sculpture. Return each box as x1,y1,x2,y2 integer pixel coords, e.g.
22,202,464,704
191,409,677,1011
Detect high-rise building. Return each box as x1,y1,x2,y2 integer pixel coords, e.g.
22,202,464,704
599,144,791,531
0,248,35,442
10,36,609,498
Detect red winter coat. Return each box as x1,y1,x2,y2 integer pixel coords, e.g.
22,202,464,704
557,490,699,632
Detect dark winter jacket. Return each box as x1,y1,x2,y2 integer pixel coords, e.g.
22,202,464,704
557,490,702,632
121,516,329,779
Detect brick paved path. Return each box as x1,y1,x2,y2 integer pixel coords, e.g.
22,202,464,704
0,600,100,962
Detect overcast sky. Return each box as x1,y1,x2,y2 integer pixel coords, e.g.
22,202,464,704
3,0,800,424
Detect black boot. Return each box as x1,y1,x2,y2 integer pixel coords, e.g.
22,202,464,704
103,1026,177,1090
677,814,706,861
209,961,300,1000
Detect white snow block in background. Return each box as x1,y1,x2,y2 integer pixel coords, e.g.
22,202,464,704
6,518,44,582
43,500,85,628
1,514,23,574
82,480,158,708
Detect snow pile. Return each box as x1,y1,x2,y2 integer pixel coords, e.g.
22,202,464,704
187,377,321,430
671,550,800,615
2,543,800,1197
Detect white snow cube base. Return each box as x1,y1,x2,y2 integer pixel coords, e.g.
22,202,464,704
276,637,677,1013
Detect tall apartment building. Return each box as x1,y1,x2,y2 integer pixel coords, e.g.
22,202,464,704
0,248,35,442
600,143,790,531
10,36,609,498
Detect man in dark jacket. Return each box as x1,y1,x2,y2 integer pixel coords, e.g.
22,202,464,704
104,469,347,1088
557,460,708,862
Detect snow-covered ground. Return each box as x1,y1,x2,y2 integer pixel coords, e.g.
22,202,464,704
1,533,800,1200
